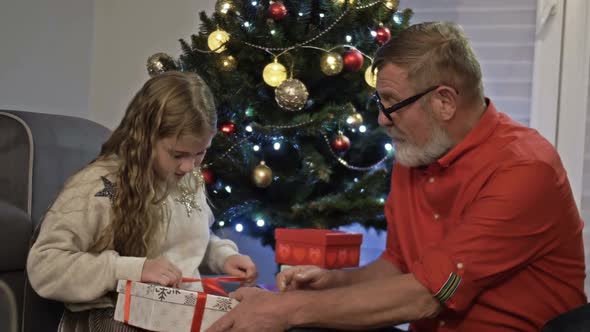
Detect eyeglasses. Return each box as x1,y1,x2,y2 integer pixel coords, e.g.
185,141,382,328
373,85,440,120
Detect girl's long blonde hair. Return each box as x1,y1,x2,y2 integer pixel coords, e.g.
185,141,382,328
95,71,217,257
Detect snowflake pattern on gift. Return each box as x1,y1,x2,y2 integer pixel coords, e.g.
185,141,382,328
146,284,157,295
184,293,197,306
213,298,233,312
156,286,181,301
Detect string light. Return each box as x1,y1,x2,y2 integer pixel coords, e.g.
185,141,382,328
359,125,367,133
256,219,265,227
191,1,382,56
218,221,225,226
321,132,391,171
384,143,393,151
253,145,260,151
370,31,377,37
245,125,253,132
393,12,402,24
235,223,244,232
345,35,353,43
225,185,232,193
241,1,381,54
273,142,281,150
379,198,385,203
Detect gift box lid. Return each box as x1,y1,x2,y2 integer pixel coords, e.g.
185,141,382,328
116,280,238,311
275,228,362,246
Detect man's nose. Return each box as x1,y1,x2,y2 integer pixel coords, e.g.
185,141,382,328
377,110,394,127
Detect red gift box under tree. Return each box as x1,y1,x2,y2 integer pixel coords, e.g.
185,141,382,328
274,228,363,269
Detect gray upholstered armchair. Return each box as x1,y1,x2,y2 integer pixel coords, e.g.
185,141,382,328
0,110,110,332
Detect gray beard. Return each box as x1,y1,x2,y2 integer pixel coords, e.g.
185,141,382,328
393,122,454,168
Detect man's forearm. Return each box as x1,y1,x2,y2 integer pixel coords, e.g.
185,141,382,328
331,258,402,288
285,273,440,330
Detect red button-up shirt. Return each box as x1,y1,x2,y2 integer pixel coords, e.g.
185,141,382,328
381,100,586,331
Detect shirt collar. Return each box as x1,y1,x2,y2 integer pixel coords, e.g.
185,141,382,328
436,98,499,168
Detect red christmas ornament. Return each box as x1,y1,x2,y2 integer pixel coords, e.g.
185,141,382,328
201,168,216,186
220,121,236,134
268,2,287,21
343,49,364,72
375,26,391,45
331,133,351,153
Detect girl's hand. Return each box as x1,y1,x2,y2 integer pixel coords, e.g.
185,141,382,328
222,255,258,286
141,256,182,287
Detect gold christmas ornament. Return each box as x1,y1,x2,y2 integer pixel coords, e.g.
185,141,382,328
215,0,234,14
364,66,378,88
320,52,344,76
208,29,230,53
253,161,273,188
146,53,177,77
262,59,288,87
275,79,309,111
334,0,356,5
217,53,237,71
383,0,399,10
346,112,364,126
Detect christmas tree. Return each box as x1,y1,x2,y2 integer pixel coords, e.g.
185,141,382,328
146,0,412,247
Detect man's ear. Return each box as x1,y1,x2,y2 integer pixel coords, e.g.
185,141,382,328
432,87,457,121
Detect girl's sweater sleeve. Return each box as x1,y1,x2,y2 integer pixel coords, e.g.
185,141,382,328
27,171,145,303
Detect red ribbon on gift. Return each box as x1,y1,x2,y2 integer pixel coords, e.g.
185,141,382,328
123,277,244,331
184,276,244,331
182,276,244,296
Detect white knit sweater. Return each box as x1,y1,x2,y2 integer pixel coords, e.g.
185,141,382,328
26,158,239,312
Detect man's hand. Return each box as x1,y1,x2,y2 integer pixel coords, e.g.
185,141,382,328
205,287,290,332
141,256,182,287
223,255,258,286
276,265,338,292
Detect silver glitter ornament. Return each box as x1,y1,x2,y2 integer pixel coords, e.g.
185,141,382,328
146,53,178,77
274,79,309,111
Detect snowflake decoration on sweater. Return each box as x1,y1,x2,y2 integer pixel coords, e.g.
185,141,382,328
175,184,201,217
95,176,116,201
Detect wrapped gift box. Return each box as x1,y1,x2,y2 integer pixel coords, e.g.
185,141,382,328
275,228,363,269
114,280,238,332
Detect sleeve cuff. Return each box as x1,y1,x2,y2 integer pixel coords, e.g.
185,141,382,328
411,250,477,312
115,256,147,282
207,244,239,273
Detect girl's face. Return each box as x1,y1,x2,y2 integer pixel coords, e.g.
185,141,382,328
153,132,214,182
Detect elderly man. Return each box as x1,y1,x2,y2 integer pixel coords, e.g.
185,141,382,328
206,21,586,332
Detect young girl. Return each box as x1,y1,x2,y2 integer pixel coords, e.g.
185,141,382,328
26,71,257,331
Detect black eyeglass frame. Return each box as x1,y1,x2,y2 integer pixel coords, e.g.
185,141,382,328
373,85,444,120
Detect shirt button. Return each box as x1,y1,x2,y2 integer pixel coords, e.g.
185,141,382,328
434,213,440,220
428,177,435,183
457,262,464,269
439,320,446,327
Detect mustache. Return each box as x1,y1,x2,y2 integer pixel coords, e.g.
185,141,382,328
385,126,405,141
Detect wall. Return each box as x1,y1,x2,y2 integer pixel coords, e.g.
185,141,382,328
0,0,94,119
90,0,215,129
